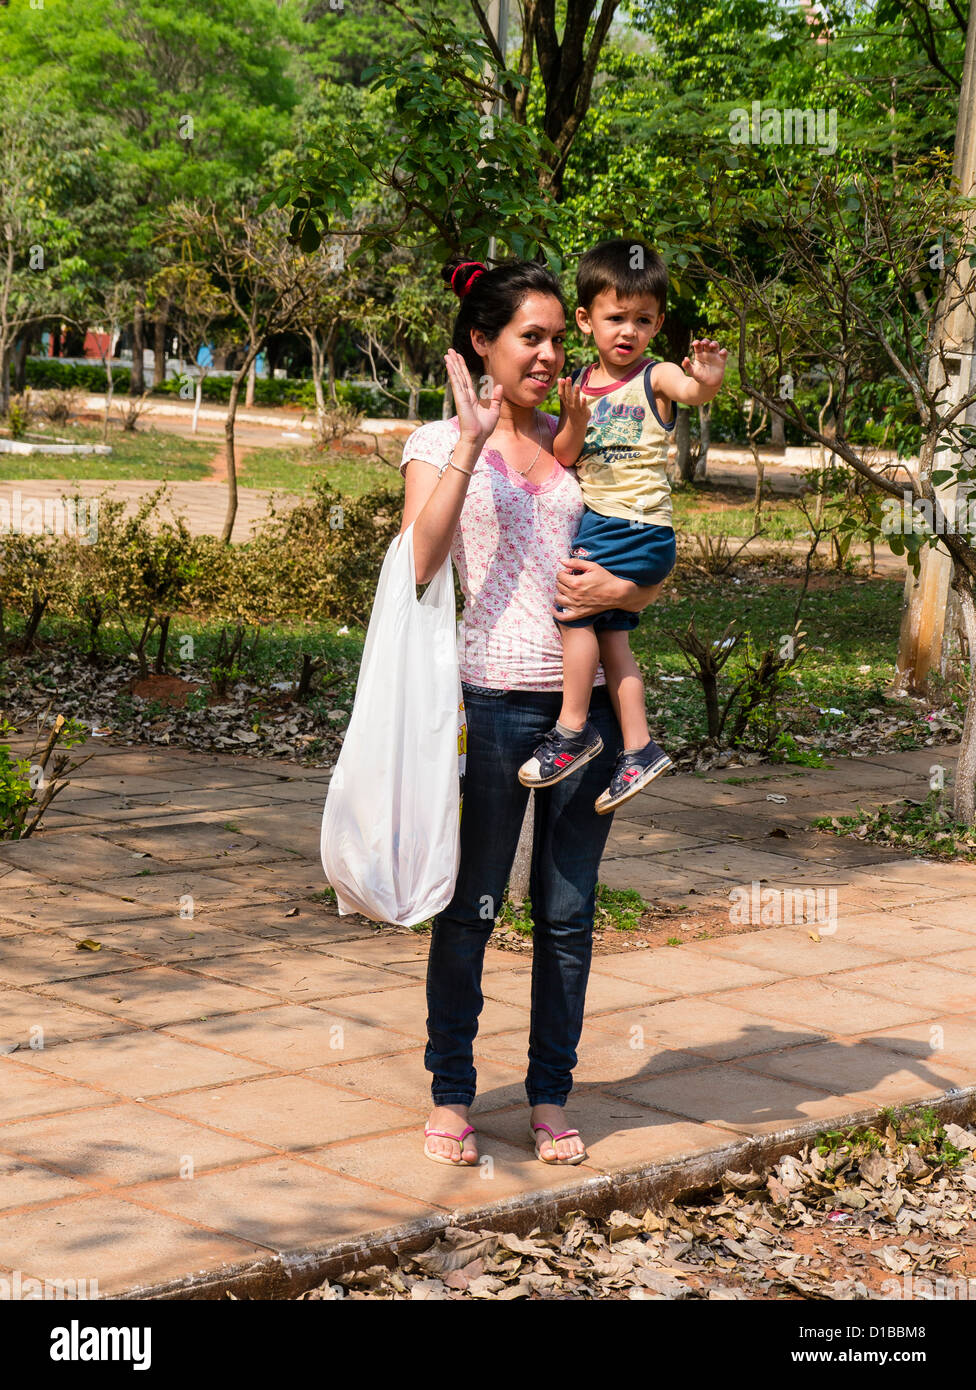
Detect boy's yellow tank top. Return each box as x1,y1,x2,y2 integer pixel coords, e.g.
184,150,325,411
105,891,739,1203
571,358,674,526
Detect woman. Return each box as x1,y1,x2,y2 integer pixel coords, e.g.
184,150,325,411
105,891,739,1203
399,257,666,1166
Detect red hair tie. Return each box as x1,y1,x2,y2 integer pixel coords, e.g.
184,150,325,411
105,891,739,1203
451,261,486,298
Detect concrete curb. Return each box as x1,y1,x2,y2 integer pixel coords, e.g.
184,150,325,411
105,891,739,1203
120,1085,976,1301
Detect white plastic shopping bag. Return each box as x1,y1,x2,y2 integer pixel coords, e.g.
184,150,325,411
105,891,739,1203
320,523,466,927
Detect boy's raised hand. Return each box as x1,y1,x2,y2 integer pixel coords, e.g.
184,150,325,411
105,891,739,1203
557,376,592,426
681,339,728,390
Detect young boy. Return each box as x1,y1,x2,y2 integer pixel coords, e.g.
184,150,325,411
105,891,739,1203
518,237,728,813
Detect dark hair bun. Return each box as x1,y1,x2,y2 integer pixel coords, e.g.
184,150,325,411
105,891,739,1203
442,257,488,300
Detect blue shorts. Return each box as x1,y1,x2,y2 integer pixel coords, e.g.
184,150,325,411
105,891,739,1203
556,508,676,632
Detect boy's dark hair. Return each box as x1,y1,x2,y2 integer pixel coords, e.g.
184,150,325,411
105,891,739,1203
576,238,669,315
442,256,566,376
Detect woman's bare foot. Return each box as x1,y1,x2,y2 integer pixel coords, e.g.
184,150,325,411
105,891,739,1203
425,1104,478,1164
531,1104,585,1160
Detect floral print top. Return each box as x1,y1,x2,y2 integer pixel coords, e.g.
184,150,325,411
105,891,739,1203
400,414,607,692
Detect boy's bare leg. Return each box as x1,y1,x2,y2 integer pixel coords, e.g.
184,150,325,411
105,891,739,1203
557,622,601,730
598,629,650,750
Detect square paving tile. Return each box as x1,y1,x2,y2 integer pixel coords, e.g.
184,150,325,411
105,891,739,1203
0,987,135,1054
0,832,177,881
824,959,976,1015
710,978,937,1035
99,821,285,866
580,997,821,1058
54,918,275,961
166,1003,411,1067
589,947,786,995
325,984,529,1039
0,1158,89,1211
858,1015,976,1070
481,966,664,1014
127,1156,431,1251
1,888,164,929
187,949,410,1003
825,914,976,958
160,1075,413,1149
603,819,716,857
11,1030,269,1097
0,935,143,987
0,1059,104,1122
671,844,847,884
309,1129,595,1207
220,808,322,856
477,1092,737,1171
311,934,435,974
305,1049,525,1114
212,905,373,945
0,1101,268,1184
605,1062,846,1134
74,870,287,914
677,927,896,975
0,1194,263,1296
904,901,976,934
735,1039,973,1102
844,860,976,895
597,858,706,896
36,964,278,1026
197,861,327,894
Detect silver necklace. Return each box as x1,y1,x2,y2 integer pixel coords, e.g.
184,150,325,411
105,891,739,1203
510,410,544,477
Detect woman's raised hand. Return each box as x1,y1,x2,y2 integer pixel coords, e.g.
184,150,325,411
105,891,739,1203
445,348,504,446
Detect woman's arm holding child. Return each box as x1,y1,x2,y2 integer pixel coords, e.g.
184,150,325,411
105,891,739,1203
552,376,592,466
553,558,664,621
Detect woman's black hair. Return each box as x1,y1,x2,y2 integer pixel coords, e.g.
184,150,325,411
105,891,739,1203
441,256,565,377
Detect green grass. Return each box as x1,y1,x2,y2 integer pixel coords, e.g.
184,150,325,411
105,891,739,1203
0,423,213,481
671,489,812,541
816,1105,971,1169
631,566,928,747
238,444,403,497
813,791,976,859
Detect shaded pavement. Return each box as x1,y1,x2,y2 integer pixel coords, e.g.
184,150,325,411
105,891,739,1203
1,738,974,1295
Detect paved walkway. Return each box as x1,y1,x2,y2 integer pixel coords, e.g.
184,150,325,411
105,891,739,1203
1,739,974,1295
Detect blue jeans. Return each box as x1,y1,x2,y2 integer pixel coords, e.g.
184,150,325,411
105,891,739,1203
425,682,623,1108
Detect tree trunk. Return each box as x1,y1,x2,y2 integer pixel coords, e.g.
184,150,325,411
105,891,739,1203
130,302,145,394
753,446,765,532
770,411,786,448
507,794,534,907
408,382,419,419
673,406,692,482
325,322,339,403
192,372,205,434
952,576,976,823
0,345,10,415
103,356,113,444
693,402,711,481
51,323,61,358
222,352,259,543
154,615,171,674
245,354,257,408
153,310,168,387
12,335,27,394
307,330,326,415
442,374,454,421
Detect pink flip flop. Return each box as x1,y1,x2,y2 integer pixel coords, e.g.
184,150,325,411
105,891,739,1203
424,1123,477,1166
530,1121,587,1165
